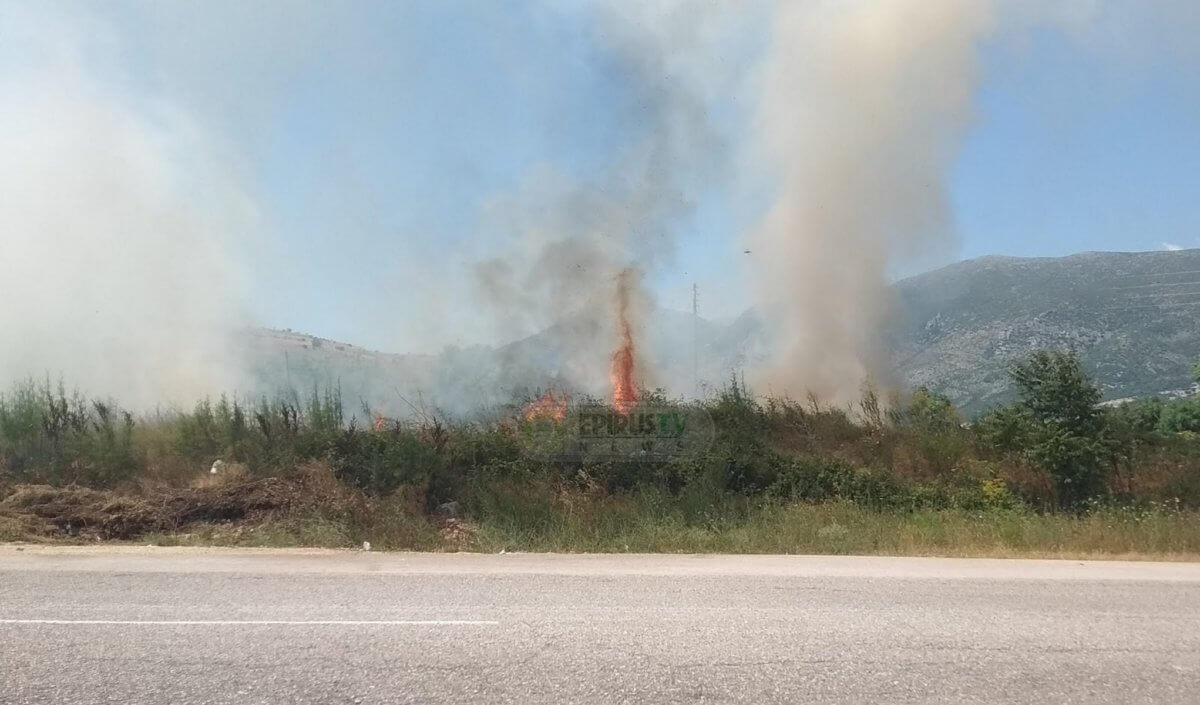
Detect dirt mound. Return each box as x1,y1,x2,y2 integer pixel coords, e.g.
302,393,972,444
0,474,332,541
438,518,477,550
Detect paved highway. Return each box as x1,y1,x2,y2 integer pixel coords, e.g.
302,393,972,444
2,546,1199,704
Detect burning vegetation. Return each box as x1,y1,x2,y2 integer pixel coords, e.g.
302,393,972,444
518,269,639,423
522,389,569,424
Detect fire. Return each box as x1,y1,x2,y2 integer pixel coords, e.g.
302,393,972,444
610,269,638,416
523,389,568,424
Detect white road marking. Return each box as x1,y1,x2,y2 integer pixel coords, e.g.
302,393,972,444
0,619,498,626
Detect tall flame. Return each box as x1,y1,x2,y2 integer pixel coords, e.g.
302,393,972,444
610,269,638,416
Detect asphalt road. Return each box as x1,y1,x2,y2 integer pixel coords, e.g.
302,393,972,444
2,547,1199,704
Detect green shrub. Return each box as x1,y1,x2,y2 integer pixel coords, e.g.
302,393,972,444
892,390,969,475
0,368,1193,523
893,387,961,433
1110,397,1165,436
708,376,768,452
0,380,140,486
1159,397,1200,434
979,478,1019,510
768,456,907,508
331,423,442,496
465,472,562,535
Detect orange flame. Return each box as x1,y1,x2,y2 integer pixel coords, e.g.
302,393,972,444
610,269,638,416
523,389,568,424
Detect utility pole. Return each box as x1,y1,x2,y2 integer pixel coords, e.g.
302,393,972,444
692,283,699,400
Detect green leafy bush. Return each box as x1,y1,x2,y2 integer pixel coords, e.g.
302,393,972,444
976,351,1119,509
1110,397,1165,435
1159,397,1200,434
331,423,442,496
768,456,906,508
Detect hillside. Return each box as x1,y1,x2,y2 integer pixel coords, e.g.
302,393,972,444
891,249,1200,413
239,249,1200,417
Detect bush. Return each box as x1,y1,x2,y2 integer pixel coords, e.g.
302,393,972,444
708,376,768,453
1110,397,1165,436
1159,397,1200,435
331,423,442,496
172,396,250,464
975,405,1033,451
0,380,140,486
768,456,907,508
704,378,780,494
0,368,1193,524
893,387,960,433
891,387,968,475
977,351,1117,509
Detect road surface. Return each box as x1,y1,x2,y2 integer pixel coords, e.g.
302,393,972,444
2,546,1199,704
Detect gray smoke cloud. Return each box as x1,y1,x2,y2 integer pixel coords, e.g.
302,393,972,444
0,4,259,407
495,0,1199,408
469,1,730,401
467,0,998,405
3,1,1194,413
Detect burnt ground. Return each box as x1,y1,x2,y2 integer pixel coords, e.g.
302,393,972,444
0,474,338,542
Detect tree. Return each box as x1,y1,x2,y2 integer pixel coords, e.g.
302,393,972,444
895,386,960,433
984,351,1114,509
1193,357,1200,387
1009,351,1102,438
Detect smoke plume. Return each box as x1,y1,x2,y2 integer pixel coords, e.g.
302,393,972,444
470,3,724,402
0,6,258,407
744,0,994,403
474,0,999,405
4,1,1193,414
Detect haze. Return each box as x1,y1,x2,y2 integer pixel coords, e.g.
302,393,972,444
1,0,1197,408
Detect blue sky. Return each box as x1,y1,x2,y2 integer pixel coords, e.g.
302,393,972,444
953,25,1200,262
7,1,1199,352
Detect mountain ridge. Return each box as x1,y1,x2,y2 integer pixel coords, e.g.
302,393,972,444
240,248,1200,416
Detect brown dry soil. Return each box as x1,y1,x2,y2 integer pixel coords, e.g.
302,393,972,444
0,473,341,542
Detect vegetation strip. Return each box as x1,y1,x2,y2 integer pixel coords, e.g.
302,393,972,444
2,351,1199,557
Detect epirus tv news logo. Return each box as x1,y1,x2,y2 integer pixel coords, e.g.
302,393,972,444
517,403,714,463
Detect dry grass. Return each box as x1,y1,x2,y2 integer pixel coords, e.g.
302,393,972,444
3,451,1199,560
0,462,352,541
5,480,1198,560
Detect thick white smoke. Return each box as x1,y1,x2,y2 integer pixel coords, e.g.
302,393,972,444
474,0,998,404
0,6,258,407
3,0,1193,413
738,0,1200,403
744,0,995,402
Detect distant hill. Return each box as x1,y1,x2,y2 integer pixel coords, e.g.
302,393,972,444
239,249,1200,417
891,249,1200,414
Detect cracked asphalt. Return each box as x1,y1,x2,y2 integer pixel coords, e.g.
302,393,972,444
2,547,1198,704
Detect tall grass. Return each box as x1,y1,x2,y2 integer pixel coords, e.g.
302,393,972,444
0,379,138,485
470,497,1200,559
2,375,1200,557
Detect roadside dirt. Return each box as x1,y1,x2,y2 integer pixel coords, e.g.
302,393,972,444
0,470,343,541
